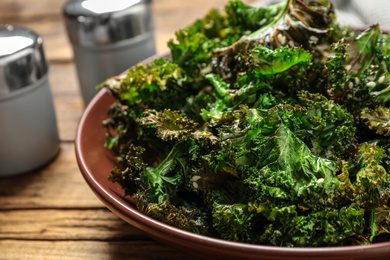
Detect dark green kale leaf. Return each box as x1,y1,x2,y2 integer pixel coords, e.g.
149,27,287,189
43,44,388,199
200,47,312,122
345,25,390,106
168,0,285,77
238,112,342,209
296,91,357,158
249,45,312,75
202,104,364,246
100,58,196,162
247,201,365,246
226,0,285,32
198,105,366,246
135,142,189,204
322,25,390,109
199,74,279,123
100,58,191,111
134,190,212,235
212,203,258,242
168,8,234,76
108,144,147,196
346,25,382,75
214,0,335,75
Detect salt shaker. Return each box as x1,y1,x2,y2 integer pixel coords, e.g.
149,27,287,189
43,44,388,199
0,25,60,177
63,0,156,105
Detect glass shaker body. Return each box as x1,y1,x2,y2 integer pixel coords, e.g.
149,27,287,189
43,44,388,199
0,25,60,176
63,0,156,105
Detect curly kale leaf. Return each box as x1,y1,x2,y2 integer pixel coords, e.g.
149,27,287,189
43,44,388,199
212,203,258,243
240,122,342,209
322,25,390,108
249,45,312,75
346,25,390,105
248,201,365,246
134,190,211,235
139,109,199,142
139,143,191,204
168,8,233,76
226,0,285,31
296,91,357,158
214,0,334,75
200,46,312,122
369,206,390,243
223,92,357,159
109,142,190,205
100,58,191,112
200,74,273,122
336,142,390,208
320,40,354,101
168,0,285,77
212,198,365,246
345,25,382,76
100,59,197,160
289,204,365,246
353,143,390,209
108,144,147,196
361,106,390,137
103,102,140,160
198,105,344,208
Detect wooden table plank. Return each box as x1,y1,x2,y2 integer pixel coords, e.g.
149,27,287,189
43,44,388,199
0,209,147,240
0,240,197,260
49,62,83,141
0,143,103,209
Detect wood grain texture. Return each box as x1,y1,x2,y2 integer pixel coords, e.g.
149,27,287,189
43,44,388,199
0,209,146,240
0,240,197,260
0,143,103,209
49,63,83,141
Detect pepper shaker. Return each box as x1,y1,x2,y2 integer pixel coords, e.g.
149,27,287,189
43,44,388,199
63,0,156,105
0,25,60,177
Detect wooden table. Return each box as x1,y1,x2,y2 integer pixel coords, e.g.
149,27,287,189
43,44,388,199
0,0,263,259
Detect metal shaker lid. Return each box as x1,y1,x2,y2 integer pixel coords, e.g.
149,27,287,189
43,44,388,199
63,0,154,47
0,25,48,96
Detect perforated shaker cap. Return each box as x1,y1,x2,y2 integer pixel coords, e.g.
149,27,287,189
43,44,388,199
0,25,48,96
63,0,154,47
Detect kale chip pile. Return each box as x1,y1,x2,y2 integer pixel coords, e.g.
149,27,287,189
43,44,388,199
99,0,390,247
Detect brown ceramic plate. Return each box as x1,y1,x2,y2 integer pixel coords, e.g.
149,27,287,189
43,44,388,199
75,58,390,260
